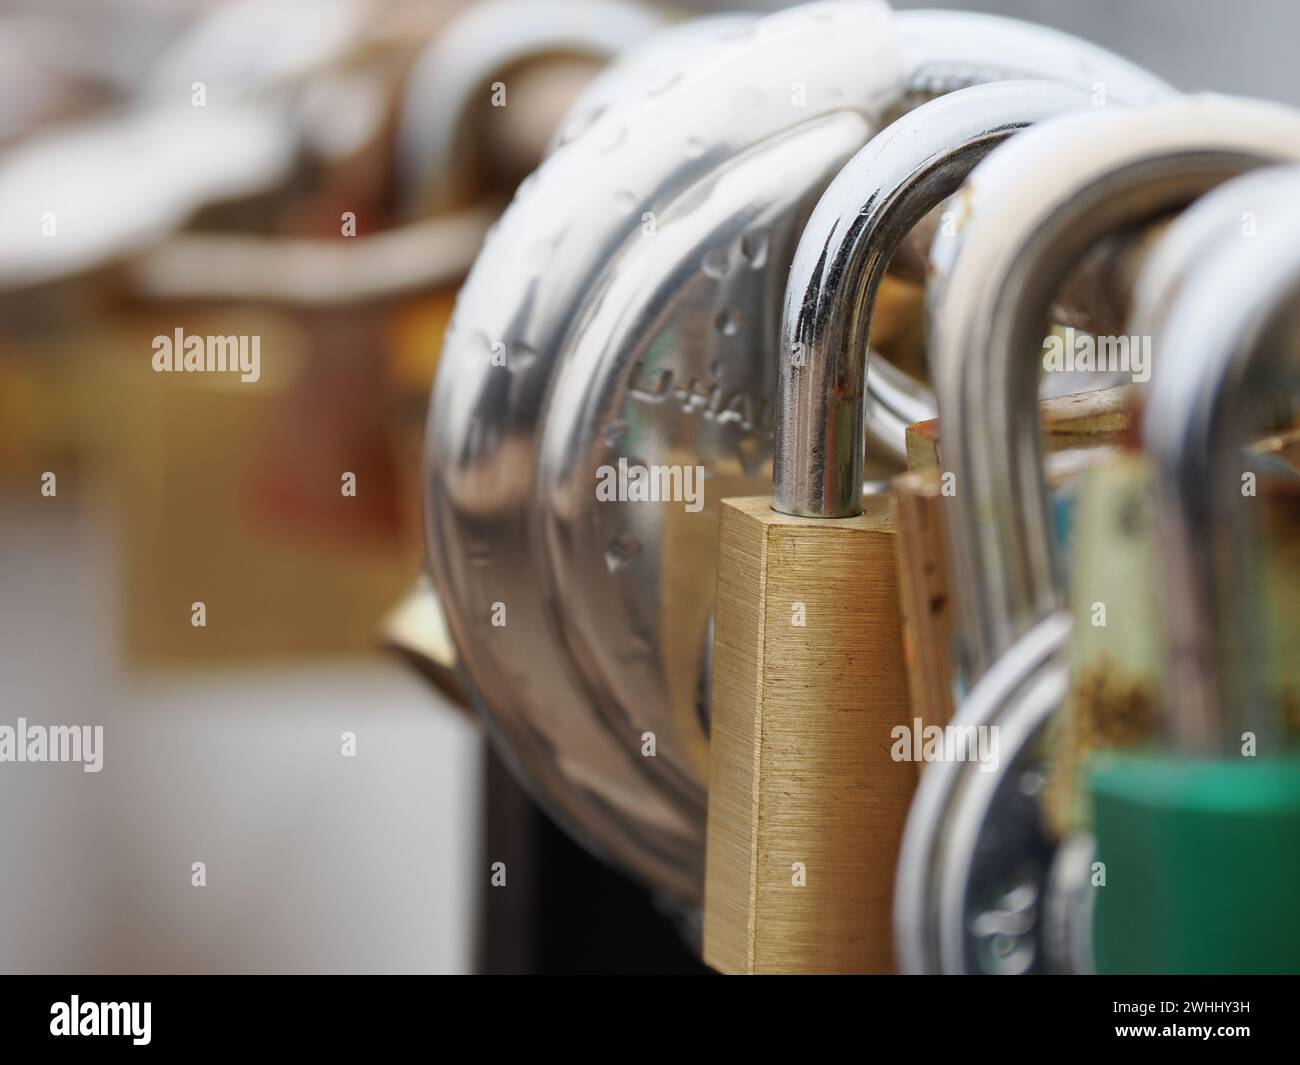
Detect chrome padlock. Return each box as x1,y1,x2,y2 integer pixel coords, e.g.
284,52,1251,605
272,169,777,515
383,0,676,702
424,0,1172,909
891,228,1168,740
392,5,754,702
1089,167,1300,973
893,96,1300,975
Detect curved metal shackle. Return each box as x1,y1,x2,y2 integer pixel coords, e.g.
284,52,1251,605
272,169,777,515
893,609,1073,974
773,12,1173,495
1134,167,1300,755
890,8,1169,109
1126,166,1300,349
926,95,1300,685
774,80,1099,518
424,1,1172,905
547,12,757,152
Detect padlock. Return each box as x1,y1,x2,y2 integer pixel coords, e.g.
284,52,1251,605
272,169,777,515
891,95,1300,974
897,387,1131,743
0,2,673,671
381,0,680,694
703,79,1107,975
771,74,1134,770
892,214,1166,736
1047,168,1300,839
772,64,1160,761
895,218,1220,742
424,0,1172,910
1087,166,1300,974
391,3,761,708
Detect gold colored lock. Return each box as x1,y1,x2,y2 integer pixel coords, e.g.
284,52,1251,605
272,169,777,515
703,80,1102,973
705,494,910,974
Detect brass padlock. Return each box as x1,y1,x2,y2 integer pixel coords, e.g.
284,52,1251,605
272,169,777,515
893,95,1300,974
702,79,1103,975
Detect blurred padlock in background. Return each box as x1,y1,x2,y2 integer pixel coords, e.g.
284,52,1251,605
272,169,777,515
0,0,701,974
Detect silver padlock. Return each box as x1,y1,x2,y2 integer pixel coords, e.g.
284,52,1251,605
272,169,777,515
1041,165,1300,855
892,95,1300,974
424,0,1172,906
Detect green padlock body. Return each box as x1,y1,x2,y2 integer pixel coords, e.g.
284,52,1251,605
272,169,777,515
1090,753,1300,974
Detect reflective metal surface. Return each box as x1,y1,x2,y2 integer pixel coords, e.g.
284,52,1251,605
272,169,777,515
892,8,1169,114
549,12,758,153
895,97,1300,973
774,80,1099,519
139,0,377,102
1128,169,1300,339
926,94,1300,684
0,104,295,288
1043,831,1100,975
894,613,1070,974
862,8,1172,470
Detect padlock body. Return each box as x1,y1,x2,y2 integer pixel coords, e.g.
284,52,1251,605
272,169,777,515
1090,754,1300,974
704,496,913,974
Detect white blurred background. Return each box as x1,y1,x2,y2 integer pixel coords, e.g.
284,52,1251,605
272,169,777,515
0,493,481,973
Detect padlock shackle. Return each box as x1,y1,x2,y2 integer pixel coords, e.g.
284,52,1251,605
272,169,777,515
773,14,1173,499
1136,167,1300,755
773,80,1097,518
1127,167,1300,350
928,96,1300,683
